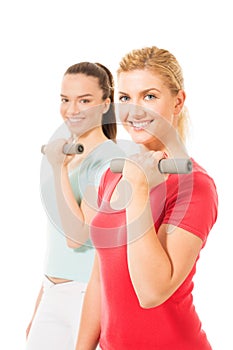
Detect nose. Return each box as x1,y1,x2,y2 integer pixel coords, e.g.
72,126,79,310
118,103,147,123
66,101,80,116
128,104,146,120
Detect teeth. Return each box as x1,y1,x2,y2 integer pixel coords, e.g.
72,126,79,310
69,117,83,122
132,121,152,128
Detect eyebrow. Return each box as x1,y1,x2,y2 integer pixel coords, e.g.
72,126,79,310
60,93,94,98
118,88,161,95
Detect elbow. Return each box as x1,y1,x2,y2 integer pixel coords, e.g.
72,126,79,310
139,298,163,309
137,291,169,309
65,227,89,249
66,238,82,249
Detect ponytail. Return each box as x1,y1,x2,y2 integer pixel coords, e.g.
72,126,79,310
95,63,116,141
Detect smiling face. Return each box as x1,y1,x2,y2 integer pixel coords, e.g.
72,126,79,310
60,73,109,137
117,69,185,150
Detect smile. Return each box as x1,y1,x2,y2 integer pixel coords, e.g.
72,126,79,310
129,120,154,130
67,117,85,123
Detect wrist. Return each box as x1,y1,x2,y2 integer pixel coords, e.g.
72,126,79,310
127,186,150,219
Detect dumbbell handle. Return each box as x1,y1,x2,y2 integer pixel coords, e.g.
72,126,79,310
110,157,192,174
41,143,84,155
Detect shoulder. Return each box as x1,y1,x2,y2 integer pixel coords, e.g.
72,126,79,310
167,158,217,200
97,140,125,156
88,140,125,167
84,141,124,186
169,158,218,212
162,158,218,243
190,159,218,200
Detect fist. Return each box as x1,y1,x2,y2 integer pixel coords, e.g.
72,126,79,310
123,151,167,190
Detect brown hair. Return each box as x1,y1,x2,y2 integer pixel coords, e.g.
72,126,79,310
65,62,116,141
117,46,189,143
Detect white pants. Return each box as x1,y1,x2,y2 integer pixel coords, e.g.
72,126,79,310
26,276,86,350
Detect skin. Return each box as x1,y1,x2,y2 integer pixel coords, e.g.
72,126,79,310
27,73,110,340
76,69,203,349
118,70,180,147
117,69,202,307
44,73,111,255
45,73,110,347
60,74,109,144
47,73,110,170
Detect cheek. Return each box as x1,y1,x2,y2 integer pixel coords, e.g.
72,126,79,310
118,108,129,127
116,102,129,118
154,108,175,128
122,124,130,134
152,98,174,117
60,104,66,118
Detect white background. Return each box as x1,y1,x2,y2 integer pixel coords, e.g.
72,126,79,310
1,1,232,349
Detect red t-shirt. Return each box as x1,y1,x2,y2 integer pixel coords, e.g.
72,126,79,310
91,159,218,350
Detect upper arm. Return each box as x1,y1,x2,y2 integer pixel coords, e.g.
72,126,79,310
81,185,99,225
65,165,109,249
90,253,101,283
163,170,218,244
65,184,99,248
156,170,218,294
157,224,203,290
76,253,101,349
79,164,111,224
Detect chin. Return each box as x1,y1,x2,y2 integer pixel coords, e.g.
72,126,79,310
68,127,80,136
129,132,150,145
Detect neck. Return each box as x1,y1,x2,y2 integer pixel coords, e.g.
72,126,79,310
78,127,109,154
68,127,109,172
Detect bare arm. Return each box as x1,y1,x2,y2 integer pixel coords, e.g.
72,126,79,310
123,152,203,308
76,254,101,350
126,191,202,308
52,164,92,248
44,139,98,248
26,285,43,338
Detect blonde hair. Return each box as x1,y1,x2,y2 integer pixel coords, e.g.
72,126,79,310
117,46,189,143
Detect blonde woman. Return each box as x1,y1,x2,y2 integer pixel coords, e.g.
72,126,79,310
76,47,218,350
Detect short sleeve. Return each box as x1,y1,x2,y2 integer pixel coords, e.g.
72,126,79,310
163,170,218,243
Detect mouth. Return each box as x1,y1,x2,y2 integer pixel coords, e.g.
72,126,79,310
129,120,154,130
66,116,85,124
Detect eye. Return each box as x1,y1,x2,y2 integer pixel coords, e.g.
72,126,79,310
144,94,156,101
119,95,130,103
61,98,69,103
80,99,90,104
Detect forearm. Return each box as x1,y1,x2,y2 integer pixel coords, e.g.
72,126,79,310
53,165,89,247
26,285,43,338
122,152,201,308
126,188,172,307
76,256,101,349
31,285,43,317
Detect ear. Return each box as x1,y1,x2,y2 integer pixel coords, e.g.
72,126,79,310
103,98,111,114
174,90,186,116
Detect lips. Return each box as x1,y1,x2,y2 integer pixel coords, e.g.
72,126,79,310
67,117,85,124
129,120,154,130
